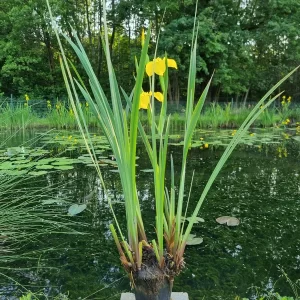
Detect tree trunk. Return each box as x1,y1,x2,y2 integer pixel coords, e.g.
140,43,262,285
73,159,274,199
109,0,116,57
173,73,180,109
214,84,221,102
242,87,250,107
97,0,103,78
84,0,92,45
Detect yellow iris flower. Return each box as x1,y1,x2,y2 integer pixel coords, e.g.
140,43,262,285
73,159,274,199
146,57,177,77
139,91,164,109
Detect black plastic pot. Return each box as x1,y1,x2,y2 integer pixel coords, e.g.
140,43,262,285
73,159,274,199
134,266,171,300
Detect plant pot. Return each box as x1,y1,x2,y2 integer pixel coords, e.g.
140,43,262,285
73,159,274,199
133,266,171,300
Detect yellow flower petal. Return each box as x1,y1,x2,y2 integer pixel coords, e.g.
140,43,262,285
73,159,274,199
146,61,154,77
153,92,164,102
139,92,150,109
154,58,166,76
167,58,178,69
146,58,166,77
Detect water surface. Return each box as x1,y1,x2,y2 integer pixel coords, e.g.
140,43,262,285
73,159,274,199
1,129,299,299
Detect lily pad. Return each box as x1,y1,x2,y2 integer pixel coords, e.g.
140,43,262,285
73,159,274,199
68,204,87,216
53,165,74,170
0,170,28,176
0,162,15,170
186,234,203,246
99,158,118,165
52,159,79,166
216,216,231,224
140,169,154,173
186,216,205,223
216,216,240,226
36,165,54,170
28,171,48,176
227,217,240,226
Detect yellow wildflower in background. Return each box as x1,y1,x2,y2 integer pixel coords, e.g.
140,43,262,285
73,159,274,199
25,94,29,101
282,118,291,125
287,96,292,102
47,100,52,109
56,101,62,110
204,143,209,149
146,57,177,77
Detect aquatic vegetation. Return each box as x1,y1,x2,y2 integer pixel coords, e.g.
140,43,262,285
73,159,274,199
0,102,39,130
48,0,299,298
0,175,81,265
216,216,240,226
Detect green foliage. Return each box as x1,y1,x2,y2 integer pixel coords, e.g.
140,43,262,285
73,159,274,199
0,0,300,103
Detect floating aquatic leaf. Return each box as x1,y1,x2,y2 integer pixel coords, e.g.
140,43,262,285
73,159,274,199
99,158,118,165
227,217,240,226
37,158,56,164
30,151,49,157
140,169,154,173
109,169,119,173
6,147,25,157
0,170,28,176
68,204,87,216
52,159,79,165
186,234,203,246
94,150,105,154
28,171,48,176
16,163,35,169
66,147,77,151
36,165,54,170
0,162,15,170
11,159,31,165
216,216,240,226
186,216,205,223
53,165,74,170
216,216,231,224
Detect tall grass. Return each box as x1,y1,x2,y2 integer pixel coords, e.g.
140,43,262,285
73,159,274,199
0,175,81,264
1,98,300,131
0,103,39,130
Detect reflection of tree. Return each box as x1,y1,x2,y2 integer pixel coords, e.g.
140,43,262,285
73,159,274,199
5,142,300,298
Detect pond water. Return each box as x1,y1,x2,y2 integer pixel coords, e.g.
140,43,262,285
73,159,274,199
0,129,300,299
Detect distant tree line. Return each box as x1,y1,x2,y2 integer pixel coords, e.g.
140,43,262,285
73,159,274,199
0,0,300,105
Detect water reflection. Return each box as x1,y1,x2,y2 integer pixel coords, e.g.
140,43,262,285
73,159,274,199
1,133,300,299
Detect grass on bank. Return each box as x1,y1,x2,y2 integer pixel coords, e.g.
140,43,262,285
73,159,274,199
0,96,299,131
